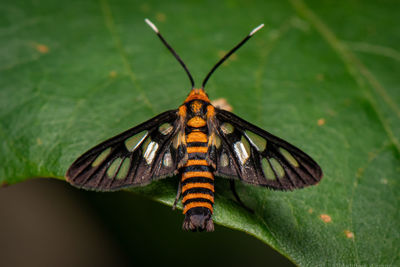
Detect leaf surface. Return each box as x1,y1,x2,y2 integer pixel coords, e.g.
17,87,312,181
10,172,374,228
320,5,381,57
1,0,399,265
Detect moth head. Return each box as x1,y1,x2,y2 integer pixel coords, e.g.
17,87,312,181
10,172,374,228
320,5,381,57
184,88,210,103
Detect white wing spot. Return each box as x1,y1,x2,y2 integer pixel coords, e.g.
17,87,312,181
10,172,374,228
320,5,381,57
163,152,172,167
220,152,229,167
234,141,250,164
144,141,159,164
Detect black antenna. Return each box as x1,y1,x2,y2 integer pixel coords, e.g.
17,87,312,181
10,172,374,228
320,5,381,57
201,24,264,89
145,19,195,89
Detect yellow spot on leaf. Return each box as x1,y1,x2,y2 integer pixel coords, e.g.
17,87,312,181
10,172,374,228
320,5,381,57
218,50,237,65
308,208,313,214
140,3,150,12
109,70,117,78
36,138,43,145
316,73,324,81
317,118,325,126
356,167,364,178
320,214,332,223
327,109,337,116
344,230,354,239
156,12,166,22
36,44,49,53
380,178,388,185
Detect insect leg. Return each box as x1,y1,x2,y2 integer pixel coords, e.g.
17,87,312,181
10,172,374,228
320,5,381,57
229,180,254,213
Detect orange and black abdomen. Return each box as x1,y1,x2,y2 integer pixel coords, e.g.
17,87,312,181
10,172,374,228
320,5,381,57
181,101,215,231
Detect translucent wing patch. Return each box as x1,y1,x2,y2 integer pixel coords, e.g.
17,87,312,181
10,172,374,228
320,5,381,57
66,110,181,191
213,109,323,190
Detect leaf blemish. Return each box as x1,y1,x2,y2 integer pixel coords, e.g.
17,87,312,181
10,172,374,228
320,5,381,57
218,50,237,65
290,16,310,32
140,3,150,12
344,230,354,239
36,138,42,145
35,43,49,53
308,208,313,214
211,98,233,112
319,214,331,223
156,12,166,22
109,70,117,78
356,167,364,178
317,118,325,126
380,178,388,185
316,73,324,81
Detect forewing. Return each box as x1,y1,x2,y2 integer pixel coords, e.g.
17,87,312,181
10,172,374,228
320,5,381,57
213,109,323,190
66,110,180,191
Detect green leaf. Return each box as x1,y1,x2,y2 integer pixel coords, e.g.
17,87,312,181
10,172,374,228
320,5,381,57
1,0,399,265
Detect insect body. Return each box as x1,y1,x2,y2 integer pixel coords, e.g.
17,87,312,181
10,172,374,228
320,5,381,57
66,19,323,232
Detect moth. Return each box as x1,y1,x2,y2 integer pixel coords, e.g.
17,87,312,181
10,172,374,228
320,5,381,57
66,19,323,232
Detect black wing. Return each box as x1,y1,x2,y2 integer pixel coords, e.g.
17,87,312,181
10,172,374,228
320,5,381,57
66,110,181,191
211,109,323,190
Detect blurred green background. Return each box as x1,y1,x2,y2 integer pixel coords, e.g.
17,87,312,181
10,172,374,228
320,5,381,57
1,0,399,266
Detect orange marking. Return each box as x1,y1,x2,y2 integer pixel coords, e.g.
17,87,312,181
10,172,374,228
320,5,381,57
178,105,187,117
187,131,207,143
182,182,214,192
191,101,203,113
36,44,49,53
344,230,354,239
187,146,208,153
187,116,206,128
206,105,215,118
320,214,332,223
184,88,210,103
182,171,214,180
183,202,213,214
186,159,208,166
182,193,214,203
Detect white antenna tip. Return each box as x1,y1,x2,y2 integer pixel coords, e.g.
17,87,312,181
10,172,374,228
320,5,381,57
145,18,159,33
250,24,264,36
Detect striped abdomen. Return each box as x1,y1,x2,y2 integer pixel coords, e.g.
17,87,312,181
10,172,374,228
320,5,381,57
181,126,215,231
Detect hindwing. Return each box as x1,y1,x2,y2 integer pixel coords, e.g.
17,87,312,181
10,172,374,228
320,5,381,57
66,110,182,191
212,109,323,190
